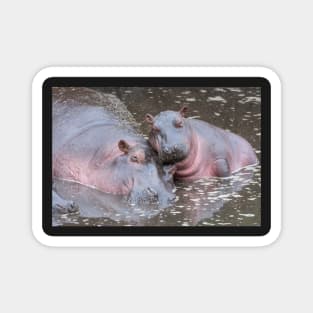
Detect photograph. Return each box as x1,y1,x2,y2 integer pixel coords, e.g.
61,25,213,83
52,85,261,227
4,0,310,310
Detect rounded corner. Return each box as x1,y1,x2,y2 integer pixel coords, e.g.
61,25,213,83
31,224,55,247
31,66,281,247
258,224,282,247
256,66,282,89
32,67,59,91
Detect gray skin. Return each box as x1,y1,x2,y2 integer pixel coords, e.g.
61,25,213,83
52,87,175,212
54,166,253,226
146,106,258,180
53,179,165,224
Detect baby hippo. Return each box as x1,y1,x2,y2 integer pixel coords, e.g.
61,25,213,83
145,106,258,180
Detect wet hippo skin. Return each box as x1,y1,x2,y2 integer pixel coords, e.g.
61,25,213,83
146,106,258,180
52,87,175,212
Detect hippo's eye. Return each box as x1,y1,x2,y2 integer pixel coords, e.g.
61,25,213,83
174,120,183,128
130,155,139,163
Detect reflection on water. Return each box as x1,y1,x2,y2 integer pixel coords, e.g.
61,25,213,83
53,165,260,226
53,178,164,226
53,87,261,227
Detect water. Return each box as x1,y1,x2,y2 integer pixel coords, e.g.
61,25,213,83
53,87,261,227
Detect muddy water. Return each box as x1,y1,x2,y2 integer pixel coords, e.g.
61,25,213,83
53,87,261,227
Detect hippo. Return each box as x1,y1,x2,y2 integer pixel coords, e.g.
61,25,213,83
145,106,258,180
52,87,175,211
53,166,255,226
53,178,166,225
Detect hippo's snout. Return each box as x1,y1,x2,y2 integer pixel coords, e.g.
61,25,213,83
161,143,187,163
146,187,159,202
163,144,180,154
147,187,157,196
128,187,159,205
127,183,175,208
145,186,175,204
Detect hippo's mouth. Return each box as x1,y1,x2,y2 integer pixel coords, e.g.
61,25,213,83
127,187,175,209
127,188,160,206
160,151,187,164
158,144,188,164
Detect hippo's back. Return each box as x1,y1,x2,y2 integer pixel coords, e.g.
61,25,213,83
190,118,258,170
52,87,140,152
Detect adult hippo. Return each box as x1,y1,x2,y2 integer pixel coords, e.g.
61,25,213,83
52,87,175,211
145,106,258,180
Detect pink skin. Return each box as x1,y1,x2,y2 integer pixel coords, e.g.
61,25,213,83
173,132,254,180
146,106,258,181
54,138,175,206
52,87,175,209
53,141,136,195
174,134,203,180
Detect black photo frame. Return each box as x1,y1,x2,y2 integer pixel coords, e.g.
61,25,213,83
42,77,270,237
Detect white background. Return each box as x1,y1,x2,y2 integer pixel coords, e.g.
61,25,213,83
0,0,311,312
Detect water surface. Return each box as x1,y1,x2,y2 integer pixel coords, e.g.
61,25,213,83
53,87,261,227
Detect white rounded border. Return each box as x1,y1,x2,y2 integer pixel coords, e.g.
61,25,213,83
32,66,281,247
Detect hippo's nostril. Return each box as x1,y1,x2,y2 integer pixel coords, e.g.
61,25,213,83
147,187,157,196
169,194,176,201
164,147,170,154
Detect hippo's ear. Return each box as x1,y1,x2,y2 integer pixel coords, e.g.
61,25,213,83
179,106,188,117
145,113,154,124
118,140,130,154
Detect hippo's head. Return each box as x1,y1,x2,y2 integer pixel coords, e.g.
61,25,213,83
113,139,176,207
145,106,191,164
